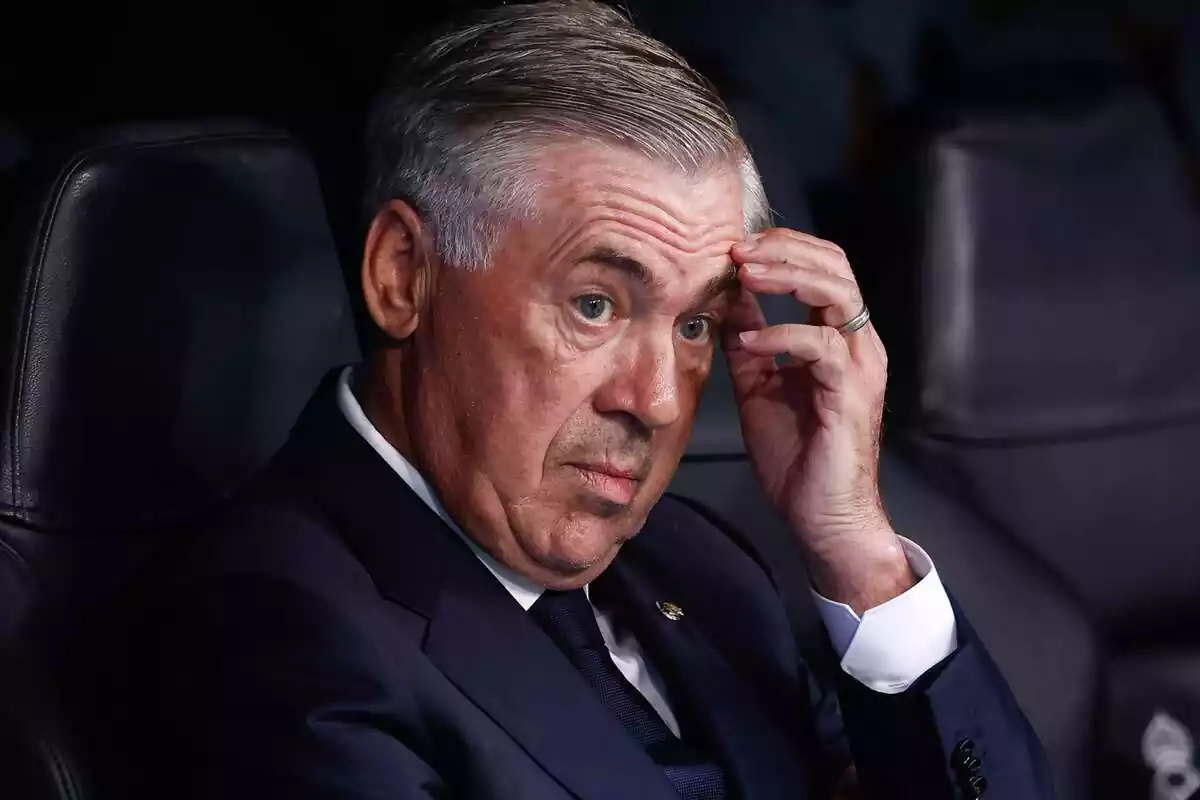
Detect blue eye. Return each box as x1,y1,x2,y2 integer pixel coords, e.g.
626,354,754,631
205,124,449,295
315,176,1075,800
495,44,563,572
680,316,712,342
575,294,615,323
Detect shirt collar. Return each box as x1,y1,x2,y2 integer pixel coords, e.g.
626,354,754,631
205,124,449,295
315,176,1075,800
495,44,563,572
335,365,545,610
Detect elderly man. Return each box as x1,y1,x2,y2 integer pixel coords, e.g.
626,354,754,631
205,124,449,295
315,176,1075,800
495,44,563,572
97,2,1052,798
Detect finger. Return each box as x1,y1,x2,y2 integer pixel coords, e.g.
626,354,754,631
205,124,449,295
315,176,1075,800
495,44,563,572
817,314,885,375
739,262,863,329
733,230,853,280
721,287,777,399
738,260,883,371
737,323,852,395
867,322,887,365
852,321,888,384
764,227,849,260
738,227,847,258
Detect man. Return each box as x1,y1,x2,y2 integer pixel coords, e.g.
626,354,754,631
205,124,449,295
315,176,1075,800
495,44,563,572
95,2,1052,797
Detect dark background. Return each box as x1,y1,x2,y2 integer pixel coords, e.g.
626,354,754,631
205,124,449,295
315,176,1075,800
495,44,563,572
3,0,1197,258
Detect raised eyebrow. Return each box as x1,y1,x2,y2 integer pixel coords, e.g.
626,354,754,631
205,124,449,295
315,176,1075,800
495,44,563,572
576,246,738,308
694,262,740,308
575,246,662,291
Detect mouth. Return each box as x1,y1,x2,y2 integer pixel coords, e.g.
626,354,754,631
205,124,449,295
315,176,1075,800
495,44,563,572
569,463,643,506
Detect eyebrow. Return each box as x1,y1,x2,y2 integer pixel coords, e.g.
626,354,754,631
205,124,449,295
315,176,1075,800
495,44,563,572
576,246,740,308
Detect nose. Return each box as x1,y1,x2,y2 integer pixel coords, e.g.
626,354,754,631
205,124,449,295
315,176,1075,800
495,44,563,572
592,334,683,430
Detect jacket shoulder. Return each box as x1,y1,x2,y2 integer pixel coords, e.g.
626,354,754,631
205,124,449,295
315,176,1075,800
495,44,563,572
652,491,781,590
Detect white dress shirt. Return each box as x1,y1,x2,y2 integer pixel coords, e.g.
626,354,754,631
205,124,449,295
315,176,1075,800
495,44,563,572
336,366,957,737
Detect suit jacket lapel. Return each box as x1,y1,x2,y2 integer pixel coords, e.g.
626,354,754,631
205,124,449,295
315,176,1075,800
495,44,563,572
598,538,816,800
281,372,678,800
423,539,680,800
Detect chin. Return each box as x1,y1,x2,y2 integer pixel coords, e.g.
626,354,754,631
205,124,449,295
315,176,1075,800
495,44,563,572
537,513,639,576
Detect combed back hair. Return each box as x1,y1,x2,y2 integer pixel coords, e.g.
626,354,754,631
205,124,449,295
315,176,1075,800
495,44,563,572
364,0,770,268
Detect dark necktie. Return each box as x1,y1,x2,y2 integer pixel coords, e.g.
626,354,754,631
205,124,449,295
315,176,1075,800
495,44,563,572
528,588,727,799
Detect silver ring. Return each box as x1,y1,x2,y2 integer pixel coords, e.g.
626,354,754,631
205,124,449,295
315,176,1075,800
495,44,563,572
837,306,871,334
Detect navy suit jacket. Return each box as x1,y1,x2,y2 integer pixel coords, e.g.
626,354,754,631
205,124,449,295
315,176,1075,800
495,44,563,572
84,373,1054,799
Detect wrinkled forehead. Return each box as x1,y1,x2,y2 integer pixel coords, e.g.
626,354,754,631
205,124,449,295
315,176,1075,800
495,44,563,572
527,142,746,287
532,141,746,229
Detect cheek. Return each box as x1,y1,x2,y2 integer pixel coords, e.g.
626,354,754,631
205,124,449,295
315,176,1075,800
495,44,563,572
447,306,608,484
677,345,714,410
685,350,715,393
657,353,709,449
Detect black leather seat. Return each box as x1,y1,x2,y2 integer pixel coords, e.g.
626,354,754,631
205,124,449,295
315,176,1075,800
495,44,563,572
843,66,1200,799
0,121,360,799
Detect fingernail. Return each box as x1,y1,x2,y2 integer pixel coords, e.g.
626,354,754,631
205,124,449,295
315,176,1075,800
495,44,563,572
742,263,767,275
739,330,759,343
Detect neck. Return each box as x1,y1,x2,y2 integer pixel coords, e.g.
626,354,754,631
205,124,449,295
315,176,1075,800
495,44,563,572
357,348,416,466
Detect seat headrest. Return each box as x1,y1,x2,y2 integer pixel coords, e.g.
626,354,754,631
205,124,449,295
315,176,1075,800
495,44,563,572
0,121,360,533
872,82,1200,443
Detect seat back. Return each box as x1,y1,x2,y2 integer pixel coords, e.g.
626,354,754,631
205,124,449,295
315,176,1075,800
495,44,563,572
873,79,1200,634
848,68,1200,796
0,121,360,649
0,121,360,798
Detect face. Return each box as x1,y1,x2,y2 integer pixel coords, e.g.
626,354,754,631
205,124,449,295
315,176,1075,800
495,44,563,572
400,143,745,588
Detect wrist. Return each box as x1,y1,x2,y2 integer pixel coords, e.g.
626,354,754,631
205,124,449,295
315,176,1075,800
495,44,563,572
802,528,916,615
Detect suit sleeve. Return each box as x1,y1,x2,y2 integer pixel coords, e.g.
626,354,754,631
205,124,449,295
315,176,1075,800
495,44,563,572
663,492,1054,798
122,574,445,800
826,601,1057,799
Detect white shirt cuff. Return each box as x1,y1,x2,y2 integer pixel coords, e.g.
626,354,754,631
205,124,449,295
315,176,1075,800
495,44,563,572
811,536,958,694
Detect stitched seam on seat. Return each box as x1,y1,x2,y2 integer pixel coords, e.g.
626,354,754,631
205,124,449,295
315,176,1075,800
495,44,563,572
36,732,87,800
7,156,71,519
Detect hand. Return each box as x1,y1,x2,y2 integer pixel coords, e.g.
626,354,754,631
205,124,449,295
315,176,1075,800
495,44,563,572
723,229,913,613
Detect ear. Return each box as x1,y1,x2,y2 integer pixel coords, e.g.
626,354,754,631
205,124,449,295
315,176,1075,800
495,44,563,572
361,200,434,342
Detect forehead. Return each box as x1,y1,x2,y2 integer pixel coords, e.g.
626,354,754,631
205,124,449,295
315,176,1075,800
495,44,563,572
528,142,745,282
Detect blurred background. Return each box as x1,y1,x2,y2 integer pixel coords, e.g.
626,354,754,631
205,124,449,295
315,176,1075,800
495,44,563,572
1,1,1199,798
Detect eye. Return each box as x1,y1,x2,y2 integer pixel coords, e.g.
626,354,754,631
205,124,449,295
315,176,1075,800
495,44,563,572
679,315,714,342
573,294,615,324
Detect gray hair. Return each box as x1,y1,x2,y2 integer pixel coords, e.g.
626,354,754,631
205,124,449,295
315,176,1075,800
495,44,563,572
365,0,770,268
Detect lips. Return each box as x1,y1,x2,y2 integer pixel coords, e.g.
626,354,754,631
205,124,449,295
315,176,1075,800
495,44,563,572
569,462,644,505
576,463,641,481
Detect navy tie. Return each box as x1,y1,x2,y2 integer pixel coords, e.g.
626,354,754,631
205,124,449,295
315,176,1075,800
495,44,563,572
529,588,727,799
